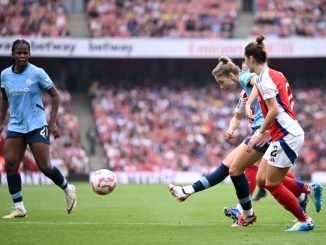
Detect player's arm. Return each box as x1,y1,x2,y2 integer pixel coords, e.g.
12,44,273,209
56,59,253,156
247,96,278,151
46,86,61,138
0,88,9,133
225,111,243,140
245,85,258,122
256,96,278,135
225,90,246,140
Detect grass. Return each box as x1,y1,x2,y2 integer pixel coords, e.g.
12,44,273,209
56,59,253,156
0,183,325,245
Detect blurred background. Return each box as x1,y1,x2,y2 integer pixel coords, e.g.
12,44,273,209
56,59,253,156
0,0,325,184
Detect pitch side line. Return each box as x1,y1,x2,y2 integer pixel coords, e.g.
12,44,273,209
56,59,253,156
0,221,326,227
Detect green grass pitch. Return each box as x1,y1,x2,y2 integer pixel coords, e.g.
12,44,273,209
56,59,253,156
0,183,325,245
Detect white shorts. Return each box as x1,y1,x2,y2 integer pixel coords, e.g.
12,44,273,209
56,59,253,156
263,134,304,168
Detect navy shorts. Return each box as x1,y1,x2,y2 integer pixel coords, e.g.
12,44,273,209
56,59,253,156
6,126,50,145
243,127,270,153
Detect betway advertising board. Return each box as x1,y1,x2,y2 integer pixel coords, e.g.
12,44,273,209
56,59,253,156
0,37,326,58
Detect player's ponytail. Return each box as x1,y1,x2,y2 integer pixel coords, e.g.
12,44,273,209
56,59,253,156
212,56,240,78
244,35,267,64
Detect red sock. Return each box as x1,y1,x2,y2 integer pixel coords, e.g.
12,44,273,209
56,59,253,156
282,176,310,197
245,165,258,196
286,171,296,179
265,183,308,222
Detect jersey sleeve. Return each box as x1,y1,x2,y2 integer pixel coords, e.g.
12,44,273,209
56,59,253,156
259,76,278,100
234,90,247,113
38,68,54,90
239,70,256,89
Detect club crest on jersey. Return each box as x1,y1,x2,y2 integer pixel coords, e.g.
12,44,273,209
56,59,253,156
25,79,32,84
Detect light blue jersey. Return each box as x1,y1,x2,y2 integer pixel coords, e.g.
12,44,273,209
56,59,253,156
0,63,54,133
238,69,264,128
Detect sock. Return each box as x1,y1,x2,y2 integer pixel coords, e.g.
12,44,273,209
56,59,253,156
192,163,229,192
231,173,252,212
183,186,195,194
14,201,25,210
243,208,254,217
43,167,68,190
244,165,258,196
298,193,306,202
286,171,296,179
265,183,308,222
236,203,243,214
7,174,23,203
282,176,310,197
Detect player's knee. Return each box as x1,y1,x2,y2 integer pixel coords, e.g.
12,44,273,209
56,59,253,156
4,158,21,174
256,177,265,188
38,164,52,176
229,165,241,176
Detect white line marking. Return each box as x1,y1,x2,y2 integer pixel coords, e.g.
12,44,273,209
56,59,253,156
0,221,325,227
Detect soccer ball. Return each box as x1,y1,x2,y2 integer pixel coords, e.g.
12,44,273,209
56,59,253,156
89,169,117,195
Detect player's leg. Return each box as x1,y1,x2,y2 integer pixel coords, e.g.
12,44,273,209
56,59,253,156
228,143,263,226
28,126,76,214
168,144,241,202
263,135,314,231
252,161,268,201
245,164,258,196
3,136,27,218
245,134,268,201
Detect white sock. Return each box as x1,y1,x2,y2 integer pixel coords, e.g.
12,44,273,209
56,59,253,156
64,184,73,193
298,193,306,202
243,208,254,217
14,201,25,211
183,186,195,194
236,203,243,214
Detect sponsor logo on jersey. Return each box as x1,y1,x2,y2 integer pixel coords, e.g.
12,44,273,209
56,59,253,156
9,87,29,95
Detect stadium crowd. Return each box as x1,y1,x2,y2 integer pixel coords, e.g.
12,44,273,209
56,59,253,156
86,0,239,38
42,89,89,175
252,0,326,37
0,0,69,37
1,0,325,38
90,81,326,178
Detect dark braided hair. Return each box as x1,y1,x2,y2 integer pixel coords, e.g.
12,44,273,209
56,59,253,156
11,39,31,67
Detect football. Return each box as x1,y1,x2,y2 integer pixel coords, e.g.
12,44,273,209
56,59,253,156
89,169,117,195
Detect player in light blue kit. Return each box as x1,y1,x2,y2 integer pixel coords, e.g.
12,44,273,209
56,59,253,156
169,57,267,227
0,39,77,218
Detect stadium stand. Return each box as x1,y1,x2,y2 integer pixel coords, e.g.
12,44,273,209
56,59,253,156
251,0,326,37
90,81,326,178
86,0,239,38
43,89,90,175
0,0,70,37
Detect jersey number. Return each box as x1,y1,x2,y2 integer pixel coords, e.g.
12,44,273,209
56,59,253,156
270,145,278,157
40,126,49,138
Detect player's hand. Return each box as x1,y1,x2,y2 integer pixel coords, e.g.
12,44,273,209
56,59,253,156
245,103,254,123
224,129,235,141
255,130,272,147
48,121,60,139
247,135,259,152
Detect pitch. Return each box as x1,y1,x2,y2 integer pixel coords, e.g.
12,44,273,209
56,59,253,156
0,183,325,244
